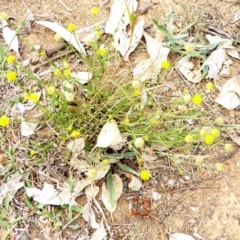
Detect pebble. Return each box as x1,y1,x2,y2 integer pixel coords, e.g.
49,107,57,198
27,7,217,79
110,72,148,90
30,52,40,65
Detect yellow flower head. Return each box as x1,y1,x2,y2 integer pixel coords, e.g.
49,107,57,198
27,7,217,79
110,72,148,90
0,115,10,127
54,33,62,42
215,163,224,171
71,130,80,138
47,86,55,95
96,31,103,38
67,23,77,33
0,12,8,20
54,69,62,77
133,89,140,97
63,69,71,77
7,55,16,64
150,118,157,125
185,44,194,52
63,61,70,69
185,134,193,143
124,118,130,125
108,114,113,119
30,150,35,156
210,128,220,138
132,80,141,89
224,143,233,152
200,128,207,137
91,6,99,15
139,170,151,181
102,159,109,165
67,125,73,131
206,82,214,91
29,93,40,103
97,47,106,56
6,71,17,82
144,135,149,141
204,134,214,145
179,169,185,175
88,168,97,178
23,92,30,101
161,60,170,70
192,94,202,105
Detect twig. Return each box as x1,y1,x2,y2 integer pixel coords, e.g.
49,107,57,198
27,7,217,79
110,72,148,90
170,185,218,193
59,0,72,12
45,43,67,57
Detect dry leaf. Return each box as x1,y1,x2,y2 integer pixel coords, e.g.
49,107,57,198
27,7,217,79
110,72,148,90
125,173,142,191
67,138,85,153
215,76,240,110
82,201,99,229
71,71,92,84
201,48,225,79
96,120,123,148
90,221,107,240
1,20,20,57
101,174,123,214
169,233,195,240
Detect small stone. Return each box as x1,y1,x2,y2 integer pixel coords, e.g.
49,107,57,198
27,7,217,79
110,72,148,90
30,52,40,65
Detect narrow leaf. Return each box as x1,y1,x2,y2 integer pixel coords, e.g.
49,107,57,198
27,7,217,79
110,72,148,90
116,162,139,176
107,171,115,206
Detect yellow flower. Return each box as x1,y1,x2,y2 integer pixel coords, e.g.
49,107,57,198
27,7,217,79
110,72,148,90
192,94,202,105
23,92,30,101
47,86,55,95
86,40,93,46
39,51,46,57
0,115,10,127
67,23,77,33
150,118,157,125
30,150,35,156
88,169,97,178
161,60,170,70
215,163,224,171
7,55,16,64
200,128,207,137
6,71,17,82
91,6,99,15
124,118,130,125
185,135,193,143
134,137,145,148
179,169,185,175
102,159,109,165
29,93,40,103
139,170,151,181
137,157,143,164
108,114,113,119
54,33,62,42
97,47,106,56
210,128,220,138
67,125,73,131
185,44,194,52
96,31,103,37
63,69,71,77
204,134,214,145
206,82,214,91
214,117,224,125
0,12,8,20
144,136,149,141
71,130,80,138
54,69,62,77
224,143,233,152
133,89,140,97
196,156,204,165
63,61,70,69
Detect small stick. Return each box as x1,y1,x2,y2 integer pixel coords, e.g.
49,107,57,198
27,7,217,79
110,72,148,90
170,185,218,193
59,0,72,12
45,43,67,57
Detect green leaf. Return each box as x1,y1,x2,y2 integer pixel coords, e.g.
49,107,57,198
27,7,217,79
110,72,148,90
152,18,174,44
69,224,81,230
178,20,197,34
107,171,115,206
105,151,136,159
116,162,139,176
166,12,173,34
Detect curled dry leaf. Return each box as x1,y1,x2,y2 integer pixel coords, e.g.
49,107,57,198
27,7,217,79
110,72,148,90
35,21,86,55
169,233,195,240
82,201,99,229
71,71,92,84
96,120,123,148
125,173,142,191
200,48,225,80
94,163,111,181
101,174,123,214
67,138,85,153
215,76,240,110
1,20,20,57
